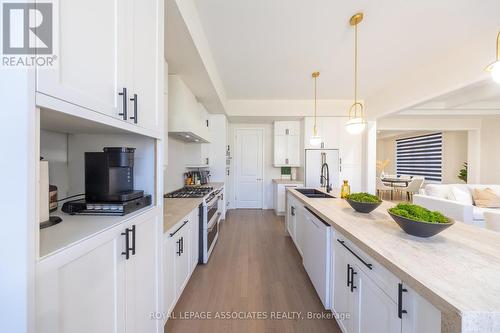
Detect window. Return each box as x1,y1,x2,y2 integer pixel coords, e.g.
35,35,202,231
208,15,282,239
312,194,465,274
396,133,442,182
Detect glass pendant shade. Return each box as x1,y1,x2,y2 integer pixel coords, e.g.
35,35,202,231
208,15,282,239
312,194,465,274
345,117,366,134
487,61,500,84
486,32,500,84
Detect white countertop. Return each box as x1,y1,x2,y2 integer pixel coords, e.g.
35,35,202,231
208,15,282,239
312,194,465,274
289,187,500,333
272,179,303,184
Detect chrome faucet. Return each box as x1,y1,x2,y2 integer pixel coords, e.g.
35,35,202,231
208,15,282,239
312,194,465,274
320,163,332,193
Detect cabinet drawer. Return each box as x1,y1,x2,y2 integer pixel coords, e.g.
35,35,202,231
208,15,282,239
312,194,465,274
335,234,400,303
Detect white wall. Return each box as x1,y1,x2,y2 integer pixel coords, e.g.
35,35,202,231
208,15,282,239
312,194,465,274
40,130,69,198
227,123,280,210
164,137,187,192
480,116,500,184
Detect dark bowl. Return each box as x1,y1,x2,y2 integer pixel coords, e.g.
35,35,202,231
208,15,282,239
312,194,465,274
346,199,382,213
387,211,455,238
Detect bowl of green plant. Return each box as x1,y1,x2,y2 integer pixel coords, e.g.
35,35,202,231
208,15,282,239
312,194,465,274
388,203,454,237
345,192,382,213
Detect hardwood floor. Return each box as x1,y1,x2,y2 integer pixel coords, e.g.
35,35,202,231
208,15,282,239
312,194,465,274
165,209,341,333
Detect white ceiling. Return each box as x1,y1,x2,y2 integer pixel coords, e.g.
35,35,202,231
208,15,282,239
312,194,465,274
193,0,500,100
397,79,500,116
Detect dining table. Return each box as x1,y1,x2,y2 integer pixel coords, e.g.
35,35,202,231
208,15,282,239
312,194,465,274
381,176,412,200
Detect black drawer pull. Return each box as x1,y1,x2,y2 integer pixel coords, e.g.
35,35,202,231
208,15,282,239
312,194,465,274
131,225,136,256
169,220,188,237
337,239,373,270
398,283,408,318
118,87,127,120
129,93,138,123
176,239,181,256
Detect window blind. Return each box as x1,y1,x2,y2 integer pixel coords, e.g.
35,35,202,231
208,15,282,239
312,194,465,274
396,133,442,182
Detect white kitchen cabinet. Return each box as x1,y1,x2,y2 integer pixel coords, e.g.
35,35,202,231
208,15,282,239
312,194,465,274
332,232,441,333
37,0,163,134
125,215,160,333
163,208,200,323
127,0,163,133
275,121,301,136
302,208,331,309
274,182,303,216
190,209,200,272
36,0,126,119
304,117,340,149
294,205,306,256
274,121,301,167
339,117,362,165
163,231,177,318
36,211,160,333
401,285,441,333
168,76,211,143
333,244,354,333
36,231,125,333
354,268,401,333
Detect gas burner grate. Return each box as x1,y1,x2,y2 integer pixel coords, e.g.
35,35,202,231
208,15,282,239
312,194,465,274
164,186,214,198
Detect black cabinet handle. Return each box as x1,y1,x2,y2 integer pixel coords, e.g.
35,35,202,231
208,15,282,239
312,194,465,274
350,268,357,292
398,283,408,318
169,220,188,237
176,239,181,256
347,264,351,288
180,236,184,254
118,88,127,120
121,229,130,259
129,93,138,123
291,206,295,216
131,225,136,256
337,239,373,270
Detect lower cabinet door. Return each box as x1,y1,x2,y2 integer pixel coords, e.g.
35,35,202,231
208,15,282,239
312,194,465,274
190,209,199,272
125,215,160,333
333,248,353,333
36,234,126,333
175,226,190,293
163,234,177,318
353,267,401,333
295,206,305,256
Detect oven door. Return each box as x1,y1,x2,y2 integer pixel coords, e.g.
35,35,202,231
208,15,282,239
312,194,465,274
206,196,219,223
206,213,220,255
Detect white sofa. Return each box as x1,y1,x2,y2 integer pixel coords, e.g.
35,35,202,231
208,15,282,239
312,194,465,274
413,184,500,227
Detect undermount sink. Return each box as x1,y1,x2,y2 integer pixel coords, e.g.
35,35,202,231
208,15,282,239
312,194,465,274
295,188,335,199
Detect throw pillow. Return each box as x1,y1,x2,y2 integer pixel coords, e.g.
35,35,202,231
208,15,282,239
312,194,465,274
450,186,473,206
472,188,500,208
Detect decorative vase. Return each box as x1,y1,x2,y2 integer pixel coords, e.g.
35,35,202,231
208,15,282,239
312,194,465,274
340,180,351,199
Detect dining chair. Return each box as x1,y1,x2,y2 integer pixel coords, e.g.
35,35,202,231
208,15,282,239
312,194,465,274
398,177,425,202
483,211,500,232
376,177,394,200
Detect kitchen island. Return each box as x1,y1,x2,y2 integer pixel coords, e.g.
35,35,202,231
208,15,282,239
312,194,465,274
287,188,500,333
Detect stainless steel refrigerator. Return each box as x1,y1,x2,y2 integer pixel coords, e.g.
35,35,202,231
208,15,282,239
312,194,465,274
305,149,340,189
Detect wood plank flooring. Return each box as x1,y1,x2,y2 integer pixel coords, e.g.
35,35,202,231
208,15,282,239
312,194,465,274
165,209,341,333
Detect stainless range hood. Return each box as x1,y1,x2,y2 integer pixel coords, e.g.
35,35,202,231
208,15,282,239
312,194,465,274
168,131,209,143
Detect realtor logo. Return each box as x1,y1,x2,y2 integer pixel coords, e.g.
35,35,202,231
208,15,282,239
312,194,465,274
1,1,58,67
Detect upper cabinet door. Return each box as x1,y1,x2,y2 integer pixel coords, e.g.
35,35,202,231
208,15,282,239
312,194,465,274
274,135,288,166
275,121,300,136
36,0,126,119
287,135,301,166
128,0,163,133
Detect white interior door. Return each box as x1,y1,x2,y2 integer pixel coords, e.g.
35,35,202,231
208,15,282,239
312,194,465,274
235,128,264,209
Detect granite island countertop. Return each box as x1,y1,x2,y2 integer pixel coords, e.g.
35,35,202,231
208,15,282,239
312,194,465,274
288,187,500,333
163,182,224,232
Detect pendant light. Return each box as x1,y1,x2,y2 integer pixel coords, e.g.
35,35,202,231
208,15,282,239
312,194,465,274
485,32,500,84
345,13,366,135
309,71,322,146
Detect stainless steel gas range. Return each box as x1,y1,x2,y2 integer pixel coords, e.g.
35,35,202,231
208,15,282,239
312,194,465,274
165,186,223,264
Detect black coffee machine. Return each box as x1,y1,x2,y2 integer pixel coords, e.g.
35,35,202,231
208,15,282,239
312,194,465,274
62,147,151,216
85,147,144,202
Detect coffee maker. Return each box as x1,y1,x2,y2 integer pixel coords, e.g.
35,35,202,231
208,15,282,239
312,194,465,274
62,147,151,216
84,147,144,202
